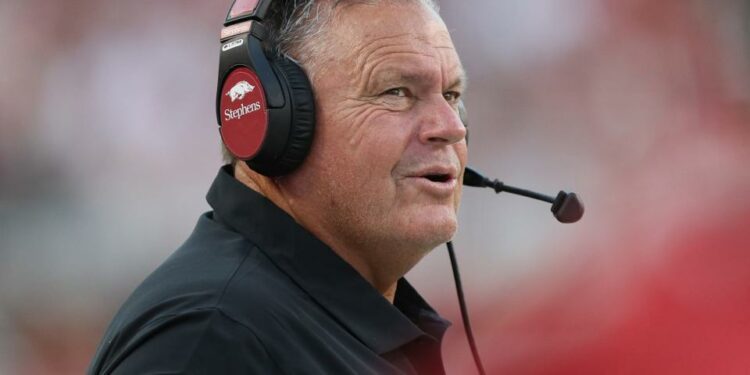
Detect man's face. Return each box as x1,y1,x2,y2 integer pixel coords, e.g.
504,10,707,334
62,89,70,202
281,1,467,265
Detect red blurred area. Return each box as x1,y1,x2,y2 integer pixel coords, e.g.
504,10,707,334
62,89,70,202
472,208,750,375
1,0,748,374
440,1,750,373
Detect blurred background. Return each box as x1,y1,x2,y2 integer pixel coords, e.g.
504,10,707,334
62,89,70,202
1,0,748,373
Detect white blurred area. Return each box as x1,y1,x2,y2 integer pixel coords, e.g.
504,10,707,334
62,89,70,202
1,0,749,374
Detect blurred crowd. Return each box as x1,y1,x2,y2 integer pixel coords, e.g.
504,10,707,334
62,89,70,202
1,0,748,374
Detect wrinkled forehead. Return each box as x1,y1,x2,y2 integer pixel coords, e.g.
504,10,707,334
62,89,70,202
327,1,459,66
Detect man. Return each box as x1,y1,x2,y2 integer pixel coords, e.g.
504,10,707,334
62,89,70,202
89,0,467,373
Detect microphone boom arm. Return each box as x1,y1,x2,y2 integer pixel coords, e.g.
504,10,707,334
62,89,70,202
463,166,584,223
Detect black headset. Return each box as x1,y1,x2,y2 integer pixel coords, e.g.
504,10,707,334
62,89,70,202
216,0,315,176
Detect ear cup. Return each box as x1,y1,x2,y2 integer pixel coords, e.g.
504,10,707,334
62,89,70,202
260,57,315,175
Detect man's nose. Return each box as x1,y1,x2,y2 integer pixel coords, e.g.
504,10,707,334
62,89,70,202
417,96,467,146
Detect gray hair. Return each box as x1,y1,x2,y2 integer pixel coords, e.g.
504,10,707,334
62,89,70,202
222,0,441,165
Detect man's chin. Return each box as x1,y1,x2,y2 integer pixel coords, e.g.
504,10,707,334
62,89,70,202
402,209,458,248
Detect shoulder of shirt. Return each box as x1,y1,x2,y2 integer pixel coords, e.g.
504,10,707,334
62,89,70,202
92,305,284,374
94,213,310,366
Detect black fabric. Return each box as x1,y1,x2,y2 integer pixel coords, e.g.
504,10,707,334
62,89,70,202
88,165,450,374
267,57,316,175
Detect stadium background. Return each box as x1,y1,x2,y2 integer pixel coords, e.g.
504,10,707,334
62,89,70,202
1,0,749,373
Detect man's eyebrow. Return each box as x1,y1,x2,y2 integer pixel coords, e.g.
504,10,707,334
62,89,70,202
372,70,430,85
370,67,468,90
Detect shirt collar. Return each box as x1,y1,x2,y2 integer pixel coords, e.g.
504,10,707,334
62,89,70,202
206,166,450,354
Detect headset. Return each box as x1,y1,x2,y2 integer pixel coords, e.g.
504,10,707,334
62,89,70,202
216,0,315,176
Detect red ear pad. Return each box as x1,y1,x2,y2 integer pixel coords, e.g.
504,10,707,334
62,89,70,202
219,67,268,159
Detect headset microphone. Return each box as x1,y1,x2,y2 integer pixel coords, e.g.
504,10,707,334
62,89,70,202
463,166,584,223
449,166,584,375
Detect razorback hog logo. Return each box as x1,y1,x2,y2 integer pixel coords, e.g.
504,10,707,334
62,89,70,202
226,81,255,102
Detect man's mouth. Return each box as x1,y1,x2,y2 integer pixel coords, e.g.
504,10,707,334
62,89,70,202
403,165,459,197
424,173,453,183
413,165,457,182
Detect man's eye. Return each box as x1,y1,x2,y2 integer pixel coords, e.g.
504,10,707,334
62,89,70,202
383,87,409,97
443,91,461,103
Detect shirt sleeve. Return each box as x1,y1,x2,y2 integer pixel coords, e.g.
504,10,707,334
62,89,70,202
105,308,281,374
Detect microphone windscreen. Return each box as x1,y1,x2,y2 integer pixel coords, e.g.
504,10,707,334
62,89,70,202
551,191,584,223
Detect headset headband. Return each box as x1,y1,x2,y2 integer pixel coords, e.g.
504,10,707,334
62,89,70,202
225,0,272,25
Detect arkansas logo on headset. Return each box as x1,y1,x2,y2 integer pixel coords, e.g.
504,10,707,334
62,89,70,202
219,67,269,159
226,81,255,102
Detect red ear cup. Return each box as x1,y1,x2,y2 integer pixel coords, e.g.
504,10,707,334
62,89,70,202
217,56,315,176
219,67,269,160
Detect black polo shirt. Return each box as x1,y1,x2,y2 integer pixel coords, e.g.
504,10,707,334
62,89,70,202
88,166,451,374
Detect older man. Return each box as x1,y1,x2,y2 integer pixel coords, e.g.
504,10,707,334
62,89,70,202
88,0,467,373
